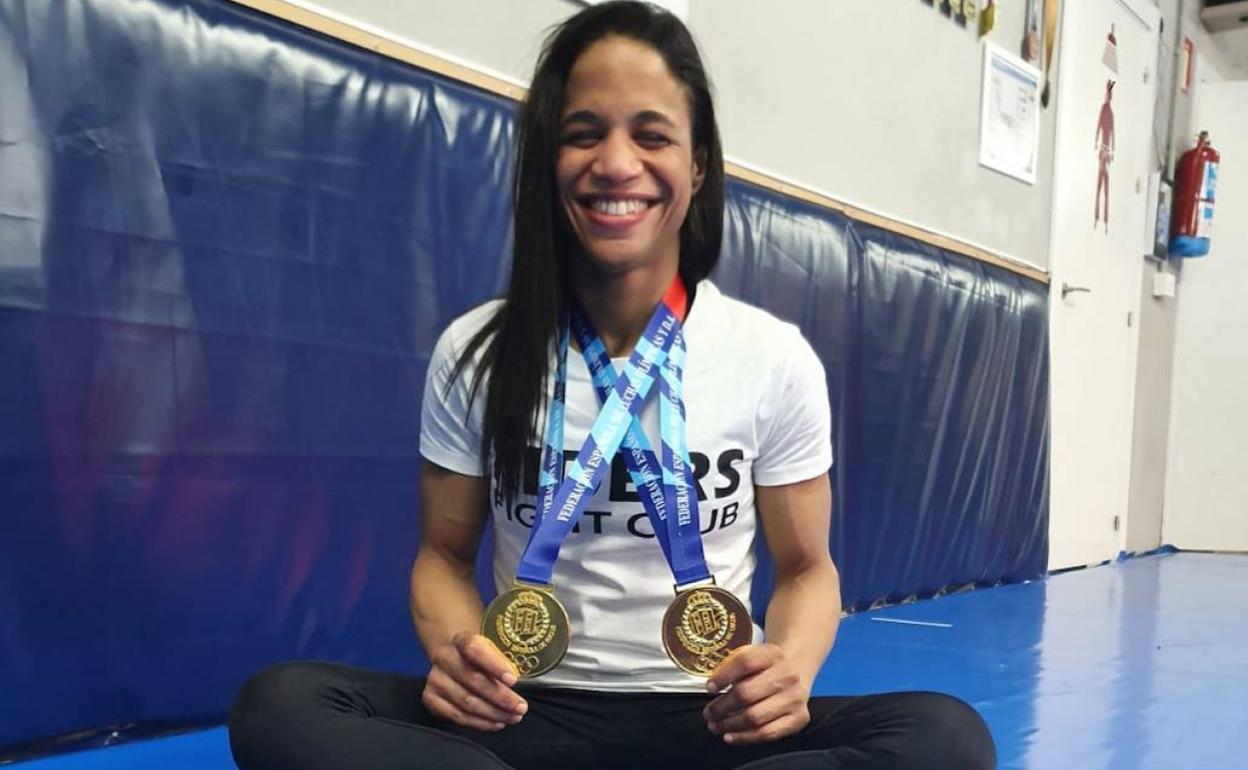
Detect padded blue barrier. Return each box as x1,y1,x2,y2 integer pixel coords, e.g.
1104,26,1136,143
0,0,1048,755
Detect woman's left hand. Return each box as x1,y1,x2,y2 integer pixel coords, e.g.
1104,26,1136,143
702,643,811,745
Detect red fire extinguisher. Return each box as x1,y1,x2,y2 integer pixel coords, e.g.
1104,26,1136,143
1170,131,1220,257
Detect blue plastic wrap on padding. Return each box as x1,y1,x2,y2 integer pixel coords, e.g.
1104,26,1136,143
718,200,1050,619
0,0,1048,752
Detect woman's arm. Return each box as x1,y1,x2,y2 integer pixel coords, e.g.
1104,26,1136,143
703,473,838,744
756,473,840,687
410,461,491,649
411,461,528,731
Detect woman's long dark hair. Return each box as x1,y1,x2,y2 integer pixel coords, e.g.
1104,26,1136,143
454,1,724,504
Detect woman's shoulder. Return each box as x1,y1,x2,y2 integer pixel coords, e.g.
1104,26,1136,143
438,299,505,352
698,282,808,354
430,299,505,372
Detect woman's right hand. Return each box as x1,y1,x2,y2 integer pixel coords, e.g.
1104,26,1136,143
421,631,528,731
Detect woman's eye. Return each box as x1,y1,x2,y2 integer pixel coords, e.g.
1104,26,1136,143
561,131,600,147
635,132,671,148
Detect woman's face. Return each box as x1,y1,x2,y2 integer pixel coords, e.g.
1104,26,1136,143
556,35,705,279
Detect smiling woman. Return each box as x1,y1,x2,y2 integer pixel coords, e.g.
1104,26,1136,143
466,4,726,509
226,3,997,769
556,36,705,293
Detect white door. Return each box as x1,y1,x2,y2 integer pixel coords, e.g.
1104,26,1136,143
1047,0,1159,570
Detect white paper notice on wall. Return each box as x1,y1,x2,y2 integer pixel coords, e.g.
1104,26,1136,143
578,0,688,19
979,42,1042,185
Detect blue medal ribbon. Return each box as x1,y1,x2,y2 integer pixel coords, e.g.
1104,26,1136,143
568,312,710,586
656,326,710,585
567,310,673,565
515,278,713,588
515,290,682,586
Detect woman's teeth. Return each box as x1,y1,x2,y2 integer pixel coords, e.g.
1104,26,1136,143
590,199,648,215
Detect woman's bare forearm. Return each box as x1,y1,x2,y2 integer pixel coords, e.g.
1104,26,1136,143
410,546,487,653
412,462,492,653
763,559,841,688
755,476,840,689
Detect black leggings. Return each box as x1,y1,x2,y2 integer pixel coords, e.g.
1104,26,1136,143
228,662,996,770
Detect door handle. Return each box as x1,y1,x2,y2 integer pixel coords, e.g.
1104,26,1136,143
1061,282,1091,299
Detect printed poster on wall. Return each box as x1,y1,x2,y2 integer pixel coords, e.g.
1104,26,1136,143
979,41,1042,184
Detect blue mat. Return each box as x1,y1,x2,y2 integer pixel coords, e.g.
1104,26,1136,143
17,552,1248,769
11,729,233,769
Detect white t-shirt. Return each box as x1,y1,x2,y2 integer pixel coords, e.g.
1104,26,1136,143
419,281,832,692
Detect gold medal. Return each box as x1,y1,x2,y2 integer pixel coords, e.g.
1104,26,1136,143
661,584,752,677
480,583,570,679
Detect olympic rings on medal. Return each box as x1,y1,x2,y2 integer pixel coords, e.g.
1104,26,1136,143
506,652,542,674
696,651,728,671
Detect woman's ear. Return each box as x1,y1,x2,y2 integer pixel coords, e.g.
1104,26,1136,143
692,147,707,195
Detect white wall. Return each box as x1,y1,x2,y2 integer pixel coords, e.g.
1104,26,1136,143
1131,0,1244,554
1163,81,1248,551
1124,0,1194,555
1210,26,1248,78
1173,1,1238,165
287,0,575,88
1188,8,1241,81
684,0,1055,270
291,0,1055,270
1125,258,1179,553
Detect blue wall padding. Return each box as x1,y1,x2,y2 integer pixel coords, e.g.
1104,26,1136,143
0,0,1049,752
